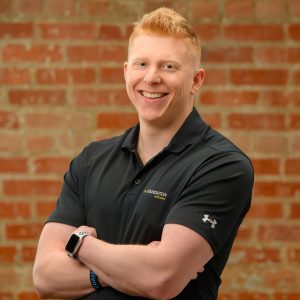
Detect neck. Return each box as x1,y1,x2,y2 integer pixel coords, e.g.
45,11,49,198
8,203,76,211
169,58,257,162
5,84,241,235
137,108,192,164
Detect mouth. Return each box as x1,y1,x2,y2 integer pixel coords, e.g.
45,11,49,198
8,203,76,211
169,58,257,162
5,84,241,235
139,90,169,99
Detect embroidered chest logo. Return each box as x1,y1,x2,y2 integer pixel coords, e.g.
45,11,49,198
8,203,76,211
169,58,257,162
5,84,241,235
202,214,217,228
144,189,167,201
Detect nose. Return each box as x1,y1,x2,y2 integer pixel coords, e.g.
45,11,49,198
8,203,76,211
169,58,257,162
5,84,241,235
143,67,162,84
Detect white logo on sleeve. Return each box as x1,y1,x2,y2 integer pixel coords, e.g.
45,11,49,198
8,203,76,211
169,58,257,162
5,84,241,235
202,214,217,228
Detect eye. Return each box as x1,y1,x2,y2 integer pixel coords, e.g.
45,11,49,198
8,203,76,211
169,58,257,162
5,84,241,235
133,61,146,68
162,63,176,72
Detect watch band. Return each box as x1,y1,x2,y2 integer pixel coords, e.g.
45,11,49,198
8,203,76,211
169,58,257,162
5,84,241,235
90,270,102,291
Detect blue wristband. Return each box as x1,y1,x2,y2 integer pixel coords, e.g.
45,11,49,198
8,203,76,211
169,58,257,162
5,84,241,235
90,270,102,290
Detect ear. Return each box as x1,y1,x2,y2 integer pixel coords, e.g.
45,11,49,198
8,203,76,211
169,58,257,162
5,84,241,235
191,68,205,95
124,62,128,81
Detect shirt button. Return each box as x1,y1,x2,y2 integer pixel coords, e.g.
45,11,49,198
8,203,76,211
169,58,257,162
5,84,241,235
134,179,141,185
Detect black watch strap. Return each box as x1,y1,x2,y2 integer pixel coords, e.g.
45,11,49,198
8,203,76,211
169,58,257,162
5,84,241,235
90,270,102,291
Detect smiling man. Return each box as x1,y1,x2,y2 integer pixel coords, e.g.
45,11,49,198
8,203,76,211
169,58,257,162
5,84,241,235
33,8,254,300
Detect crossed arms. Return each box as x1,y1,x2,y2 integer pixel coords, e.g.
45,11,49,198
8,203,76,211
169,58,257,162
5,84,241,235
33,222,213,299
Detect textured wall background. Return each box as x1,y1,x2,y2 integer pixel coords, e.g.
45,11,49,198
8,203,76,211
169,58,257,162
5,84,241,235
0,0,300,299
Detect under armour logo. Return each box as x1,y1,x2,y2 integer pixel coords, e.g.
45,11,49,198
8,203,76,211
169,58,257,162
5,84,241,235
202,214,217,228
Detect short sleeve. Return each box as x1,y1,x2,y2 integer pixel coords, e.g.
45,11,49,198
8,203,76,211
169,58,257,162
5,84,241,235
47,148,87,227
165,151,254,254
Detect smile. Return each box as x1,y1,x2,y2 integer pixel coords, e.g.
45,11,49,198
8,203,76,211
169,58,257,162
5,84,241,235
139,91,169,99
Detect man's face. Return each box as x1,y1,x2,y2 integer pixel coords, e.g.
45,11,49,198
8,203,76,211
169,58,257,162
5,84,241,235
124,34,204,128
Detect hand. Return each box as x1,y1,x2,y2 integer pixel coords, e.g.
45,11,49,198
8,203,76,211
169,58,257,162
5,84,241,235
73,225,97,238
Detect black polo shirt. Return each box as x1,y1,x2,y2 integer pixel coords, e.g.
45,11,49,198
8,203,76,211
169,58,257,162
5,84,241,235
48,108,254,300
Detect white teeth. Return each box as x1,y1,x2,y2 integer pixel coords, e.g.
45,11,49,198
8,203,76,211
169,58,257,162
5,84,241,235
142,91,166,99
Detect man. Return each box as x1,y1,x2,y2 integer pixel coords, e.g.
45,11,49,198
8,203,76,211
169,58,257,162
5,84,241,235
33,7,254,300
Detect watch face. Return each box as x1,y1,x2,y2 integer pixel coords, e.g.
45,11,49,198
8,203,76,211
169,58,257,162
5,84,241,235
65,234,80,253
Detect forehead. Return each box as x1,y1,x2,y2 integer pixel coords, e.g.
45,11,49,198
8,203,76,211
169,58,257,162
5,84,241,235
128,34,192,62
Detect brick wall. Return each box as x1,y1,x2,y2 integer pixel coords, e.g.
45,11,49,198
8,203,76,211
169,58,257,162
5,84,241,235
0,0,299,299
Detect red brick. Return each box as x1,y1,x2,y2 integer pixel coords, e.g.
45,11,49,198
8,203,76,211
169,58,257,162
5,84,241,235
224,0,254,18
0,202,30,218
291,137,300,152
0,133,21,151
79,0,110,17
289,25,300,40
0,111,19,129
200,90,258,106
0,23,33,38
219,292,269,300
24,112,88,129
36,68,96,85
289,203,300,219
6,223,43,240
202,113,222,128
204,69,228,85
18,292,39,300
9,90,66,105
230,69,287,85
99,24,130,40
261,91,300,107
100,67,124,84
45,0,77,17
287,247,300,263
67,45,126,63
0,157,27,173
3,179,62,196
39,23,97,40
228,113,285,130
254,181,300,197
274,293,300,300
290,114,300,129
36,68,68,84
252,158,280,174
25,135,54,152
83,90,132,107
190,0,219,19
0,68,30,84
230,246,280,264
0,0,14,14
253,135,287,154
236,225,253,240
256,47,300,64
256,0,287,19
0,246,17,262
202,47,253,63
285,159,300,175
15,0,43,15
264,268,300,289
21,246,37,262
288,0,300,17
70,68,96,84
36,201,56,217
258,224,300,241
224,24,284,41
33,157,71,174
97,112,138,129
195,24,221,42
248,203,283,219
2,44,62,62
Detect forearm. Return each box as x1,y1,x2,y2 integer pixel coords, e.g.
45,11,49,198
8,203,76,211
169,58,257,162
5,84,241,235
33,250,94,299
78,237,190,299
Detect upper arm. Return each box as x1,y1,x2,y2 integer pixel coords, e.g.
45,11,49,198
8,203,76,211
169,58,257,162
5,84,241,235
158,223,213,293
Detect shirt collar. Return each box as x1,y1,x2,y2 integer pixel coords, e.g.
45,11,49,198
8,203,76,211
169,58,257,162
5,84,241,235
121,107,209,154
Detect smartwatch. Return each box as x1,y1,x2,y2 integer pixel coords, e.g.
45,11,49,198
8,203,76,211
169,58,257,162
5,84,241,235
65,231,91,258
